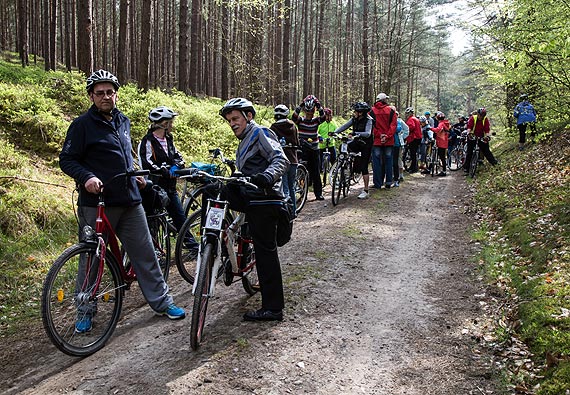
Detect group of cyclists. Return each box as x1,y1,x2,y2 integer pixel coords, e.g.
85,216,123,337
59,68,504,339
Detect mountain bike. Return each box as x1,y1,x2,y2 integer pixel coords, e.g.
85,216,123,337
428,140,442,177
331,134,361,206
280,143,308,215
185,171,260,350
41,170,151,357
447,130,467,171
468,136,486,178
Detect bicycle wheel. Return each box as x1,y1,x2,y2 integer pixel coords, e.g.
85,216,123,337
430,146,438,176
469,149,479,178
190,241,214,350
331,166,342,206
175,210,202,284
240,242,259,295
343,162,351,197
147,213,171,280
295,164,309,215
183,185,206,218
403,146,412,171
448,148,462,171
42,243,123,357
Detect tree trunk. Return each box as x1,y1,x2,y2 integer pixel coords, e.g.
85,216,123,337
76,0,93,75
18,0,29,67
138,0,152,90
117,0,130,84
179,0,189,93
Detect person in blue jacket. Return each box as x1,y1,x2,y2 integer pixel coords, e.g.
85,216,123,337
59,70,185,333
513,94,537,150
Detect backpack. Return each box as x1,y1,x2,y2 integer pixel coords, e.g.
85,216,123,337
276,198,294,247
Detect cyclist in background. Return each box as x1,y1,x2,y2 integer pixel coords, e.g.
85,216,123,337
370,93,398,189
333,101,374,199
318,107,338,167
292,95,326,201
463,107,498,172
404,107,422,174
513,94,537,150
431,111,450,177
138,106,187,232
59,70,185,333
419,116,434,174
219,98,289,322
393,110,409,186
270,104,299,215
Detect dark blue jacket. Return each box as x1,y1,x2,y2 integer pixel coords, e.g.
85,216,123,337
59,105,142,207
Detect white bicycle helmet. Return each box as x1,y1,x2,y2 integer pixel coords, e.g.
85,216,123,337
148,106,178,123
86,69,120,92
219,98,256,118
274,104,290,119
405,107,414,114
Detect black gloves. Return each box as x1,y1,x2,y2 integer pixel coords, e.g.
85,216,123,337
250,173,272,188
160,166,170,179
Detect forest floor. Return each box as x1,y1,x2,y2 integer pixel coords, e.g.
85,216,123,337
1,169,501,395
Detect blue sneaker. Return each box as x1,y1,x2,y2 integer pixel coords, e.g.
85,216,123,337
158,304,186,320
75,315,92,333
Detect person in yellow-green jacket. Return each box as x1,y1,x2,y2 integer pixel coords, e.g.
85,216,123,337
318,107,338,172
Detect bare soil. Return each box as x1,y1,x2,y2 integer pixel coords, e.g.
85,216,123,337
1,171,499,395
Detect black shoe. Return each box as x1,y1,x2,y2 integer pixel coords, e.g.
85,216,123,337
316,195,325,201
243,308,283,322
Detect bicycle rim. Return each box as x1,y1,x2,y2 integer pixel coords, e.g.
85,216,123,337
41,243,123,357
175,210,202,284
190,242,214,350
342,164,350,197
240,244,259,295
295,164,309,214
448,149,461,171
148,214,171,281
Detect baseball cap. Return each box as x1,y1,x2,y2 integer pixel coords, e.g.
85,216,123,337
376,93,389,102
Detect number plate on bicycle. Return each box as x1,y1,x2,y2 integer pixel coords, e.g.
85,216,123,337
340,142,348,153
205,207,225,230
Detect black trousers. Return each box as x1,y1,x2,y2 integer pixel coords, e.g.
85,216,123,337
246,204,284,311
301,147,323,197
464,139,497,169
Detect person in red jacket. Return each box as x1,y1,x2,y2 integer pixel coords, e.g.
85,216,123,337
370,93,398,188
463,107,498,172
404,107,422,174
431,111,450,176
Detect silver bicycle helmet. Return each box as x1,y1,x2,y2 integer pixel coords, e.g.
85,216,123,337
148,106,178,123
274,104,290,119
86,69,120,92
219,98,256,118
419,116,427,123
405,107,414,114
303,95,317,111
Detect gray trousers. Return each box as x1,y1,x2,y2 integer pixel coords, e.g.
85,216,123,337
78,204,173,313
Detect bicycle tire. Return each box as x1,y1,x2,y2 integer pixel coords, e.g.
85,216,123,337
42,243,123,357
240,242,259,295
295,164,309,215
403,146,412,171
469,149,479,178
175,210,202,284
430,145,438,176
147,213,171,280
343,162,351,197
331,166,342,206
190,241,214,350
183,185,206,218
448,147,463,171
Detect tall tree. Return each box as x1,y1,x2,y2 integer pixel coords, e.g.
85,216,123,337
138,0,152,90
76,0,93,74
18,0,29,67
117,0,130,84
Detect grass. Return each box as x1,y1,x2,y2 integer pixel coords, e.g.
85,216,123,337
472,133,570,393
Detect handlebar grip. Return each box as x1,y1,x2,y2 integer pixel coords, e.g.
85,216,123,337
132,169,150,177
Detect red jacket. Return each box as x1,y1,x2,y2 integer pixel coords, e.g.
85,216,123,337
431,119,450,149
405,116,422,142
370,102,397,146
467,115,490,138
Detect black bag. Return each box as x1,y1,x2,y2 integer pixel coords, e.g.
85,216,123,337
141,185,170,214
276,198,294,247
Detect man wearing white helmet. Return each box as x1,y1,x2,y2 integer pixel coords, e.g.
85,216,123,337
60,70,186,334
219,98,289,321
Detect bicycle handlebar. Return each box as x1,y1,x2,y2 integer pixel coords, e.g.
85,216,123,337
177,170,259,190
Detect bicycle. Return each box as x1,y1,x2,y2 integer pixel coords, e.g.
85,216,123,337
184,171,260,350
41,169,153,357
281,143,309,215
447,130,467,171
331,134,361,206
468,136,486,178
427,140,442,177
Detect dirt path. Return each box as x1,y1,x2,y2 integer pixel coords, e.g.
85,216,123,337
1,171,497,394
